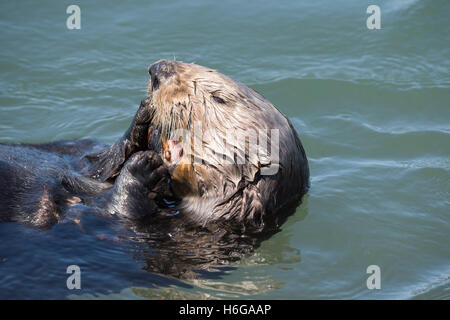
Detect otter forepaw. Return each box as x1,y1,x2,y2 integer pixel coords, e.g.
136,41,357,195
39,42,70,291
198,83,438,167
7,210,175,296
121,150,173,199
107,150,172,219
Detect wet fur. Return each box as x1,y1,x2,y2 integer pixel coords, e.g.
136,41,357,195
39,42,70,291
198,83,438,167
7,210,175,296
0,61,310,278
146,60,310,229
0,61,309,230
0,99,169,228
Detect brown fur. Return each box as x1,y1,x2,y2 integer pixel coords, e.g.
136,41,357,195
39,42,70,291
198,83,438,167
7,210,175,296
147,60,309,229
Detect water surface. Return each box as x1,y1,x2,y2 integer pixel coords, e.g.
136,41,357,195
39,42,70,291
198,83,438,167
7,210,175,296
0,0,449,299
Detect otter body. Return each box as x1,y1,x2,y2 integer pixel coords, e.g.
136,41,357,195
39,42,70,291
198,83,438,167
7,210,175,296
0,60,309,231
0,100,171,228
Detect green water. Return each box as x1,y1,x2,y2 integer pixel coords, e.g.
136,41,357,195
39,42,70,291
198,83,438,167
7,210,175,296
1,0,449,299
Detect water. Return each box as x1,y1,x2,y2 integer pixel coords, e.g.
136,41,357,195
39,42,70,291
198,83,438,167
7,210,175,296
0,0,449,299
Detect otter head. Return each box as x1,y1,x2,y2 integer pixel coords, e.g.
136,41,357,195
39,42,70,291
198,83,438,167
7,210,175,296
147,59,261,139
146,60,308,225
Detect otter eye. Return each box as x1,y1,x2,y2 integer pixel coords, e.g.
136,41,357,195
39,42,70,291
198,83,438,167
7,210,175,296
212,95,225,104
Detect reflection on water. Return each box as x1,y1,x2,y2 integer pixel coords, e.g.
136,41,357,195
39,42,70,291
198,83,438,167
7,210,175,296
71,277,285,300
410,275,450,300
122,198,307,280
67,199,309,300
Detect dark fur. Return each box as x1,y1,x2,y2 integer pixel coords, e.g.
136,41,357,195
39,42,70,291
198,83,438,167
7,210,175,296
0,62,310,278
0,99,171,228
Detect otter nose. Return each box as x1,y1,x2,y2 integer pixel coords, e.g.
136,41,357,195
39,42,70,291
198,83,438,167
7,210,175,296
148,60,175,91
148,60,175,79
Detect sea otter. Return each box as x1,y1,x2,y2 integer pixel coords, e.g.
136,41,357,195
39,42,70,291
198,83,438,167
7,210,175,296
0,60,309,232
143,60,310,229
